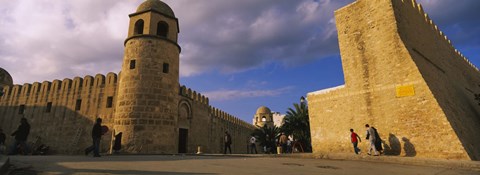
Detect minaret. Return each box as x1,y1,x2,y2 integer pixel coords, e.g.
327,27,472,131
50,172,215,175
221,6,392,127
114,0,181,154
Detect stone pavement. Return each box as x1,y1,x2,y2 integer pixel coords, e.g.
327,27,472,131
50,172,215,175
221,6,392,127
287,153,480,171
3,154,480,175
0,156,9,174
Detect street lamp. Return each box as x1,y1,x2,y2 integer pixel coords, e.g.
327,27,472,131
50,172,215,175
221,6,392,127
300,96,305,104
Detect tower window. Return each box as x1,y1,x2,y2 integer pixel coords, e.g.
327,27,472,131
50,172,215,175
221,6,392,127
261,116,266,122
130,60,136,69
163,63,169,73
157,21,169,37
46,102,52,113
134,19,144,35
75,99,82,111
18,105,25,114
106,96,113,108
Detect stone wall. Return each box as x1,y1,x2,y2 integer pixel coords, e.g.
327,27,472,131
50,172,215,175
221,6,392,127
0,73,118,154
0,75,254,154
179,86,256,154
308,0,480,160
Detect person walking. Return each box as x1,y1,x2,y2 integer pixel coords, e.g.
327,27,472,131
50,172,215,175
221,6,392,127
249,135,257,154
278,133,288,154
85,118,103,157
365,124,379,156
224,131,232,154
350,129,361,154
372,127,383,154
9,118,30,155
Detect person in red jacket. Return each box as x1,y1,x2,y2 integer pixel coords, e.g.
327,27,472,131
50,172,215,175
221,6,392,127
350,128,362,154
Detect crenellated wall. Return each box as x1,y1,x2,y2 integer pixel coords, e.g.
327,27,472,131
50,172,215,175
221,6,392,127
308,0,480,160
178,85,255,154
0,72,119,154
0,75,254,154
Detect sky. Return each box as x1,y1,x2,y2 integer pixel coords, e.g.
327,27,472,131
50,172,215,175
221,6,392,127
0,0,479,123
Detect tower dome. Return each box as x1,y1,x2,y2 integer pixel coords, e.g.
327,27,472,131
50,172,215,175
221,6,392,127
256,106,271,115
0,67,13,88
136,0,175,17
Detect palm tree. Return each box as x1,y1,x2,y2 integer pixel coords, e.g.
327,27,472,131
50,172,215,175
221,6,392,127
252,125,280,153
281,101,311,152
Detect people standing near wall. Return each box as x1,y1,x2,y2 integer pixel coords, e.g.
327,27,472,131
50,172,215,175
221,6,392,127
279,133,288,154
350,129,361,154
85,118,103,157
224,131,232,154
249,135,257,154
9,118,30,155
365,124,379,156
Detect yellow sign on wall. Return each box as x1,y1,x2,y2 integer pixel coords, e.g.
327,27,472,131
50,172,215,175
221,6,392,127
396,85,415,97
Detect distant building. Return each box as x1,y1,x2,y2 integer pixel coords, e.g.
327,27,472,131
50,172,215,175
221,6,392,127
252,106,285,128
271,112,285,127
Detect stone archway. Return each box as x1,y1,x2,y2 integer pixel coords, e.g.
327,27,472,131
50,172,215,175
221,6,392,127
178,100,192,153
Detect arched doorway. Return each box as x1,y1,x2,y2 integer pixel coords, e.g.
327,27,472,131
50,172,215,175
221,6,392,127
178,101,191,153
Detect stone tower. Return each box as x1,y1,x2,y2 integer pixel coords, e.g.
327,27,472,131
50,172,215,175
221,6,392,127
113,0,181,154
0,68,13,90
253,106,274,128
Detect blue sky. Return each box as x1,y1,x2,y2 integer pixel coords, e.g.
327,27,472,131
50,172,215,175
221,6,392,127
0,0,479,123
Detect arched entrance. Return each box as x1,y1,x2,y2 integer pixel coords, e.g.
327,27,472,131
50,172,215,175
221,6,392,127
178,100,192,153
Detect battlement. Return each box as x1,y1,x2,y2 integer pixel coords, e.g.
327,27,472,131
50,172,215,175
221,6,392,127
179,85,209,105
398,0,479,72
210,106,256,130
0,72,118,103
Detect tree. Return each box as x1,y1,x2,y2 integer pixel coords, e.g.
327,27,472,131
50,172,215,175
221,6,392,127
281,101,311,152
252,125,280,154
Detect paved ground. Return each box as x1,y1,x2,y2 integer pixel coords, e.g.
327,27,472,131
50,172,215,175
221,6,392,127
5,155,480,175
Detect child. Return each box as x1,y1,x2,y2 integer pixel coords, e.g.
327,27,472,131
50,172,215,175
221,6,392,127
350,129,361,154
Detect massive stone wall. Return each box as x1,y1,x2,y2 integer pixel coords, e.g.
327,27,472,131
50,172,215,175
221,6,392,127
0,75,254,154
0,73,118,154
308,0,480,160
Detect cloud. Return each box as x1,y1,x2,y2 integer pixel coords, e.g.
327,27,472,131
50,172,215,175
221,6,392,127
203,86,294,101
0,0,143,84
170,0,353,76
417,0,480,47
1,0,479,85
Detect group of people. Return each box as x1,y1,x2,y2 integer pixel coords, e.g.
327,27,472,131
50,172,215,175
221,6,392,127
3,118,384,157
350,124,383,156
246,132,292,154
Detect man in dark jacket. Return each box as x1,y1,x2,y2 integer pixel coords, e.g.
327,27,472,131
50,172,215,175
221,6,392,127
85,118,103,157
9,118,30,155
224,131,232,154
372,127,383,154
